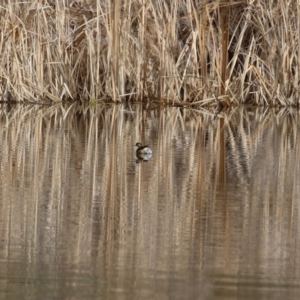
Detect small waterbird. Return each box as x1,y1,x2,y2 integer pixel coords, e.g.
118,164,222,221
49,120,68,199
135,142,152,157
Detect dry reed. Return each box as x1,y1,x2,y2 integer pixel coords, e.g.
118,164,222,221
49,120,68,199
0,1,299,106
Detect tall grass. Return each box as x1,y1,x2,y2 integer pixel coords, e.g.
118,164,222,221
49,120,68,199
0,1,299,106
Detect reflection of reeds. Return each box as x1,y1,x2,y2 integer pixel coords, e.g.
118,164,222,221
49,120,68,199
1,105,300,285
1,1,299,105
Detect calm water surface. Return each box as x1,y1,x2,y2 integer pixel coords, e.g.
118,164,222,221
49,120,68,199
0,104,299,299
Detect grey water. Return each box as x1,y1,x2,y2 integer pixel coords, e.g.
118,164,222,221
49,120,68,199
0,104,300,300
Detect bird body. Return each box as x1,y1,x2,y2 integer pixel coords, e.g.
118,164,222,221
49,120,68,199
135,142,152,156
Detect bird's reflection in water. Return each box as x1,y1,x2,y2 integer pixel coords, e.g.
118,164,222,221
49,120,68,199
135,152,152,164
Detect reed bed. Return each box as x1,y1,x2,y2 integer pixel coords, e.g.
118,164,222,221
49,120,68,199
0,1,299,106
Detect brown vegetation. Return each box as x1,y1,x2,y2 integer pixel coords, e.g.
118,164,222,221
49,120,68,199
0,1,299,106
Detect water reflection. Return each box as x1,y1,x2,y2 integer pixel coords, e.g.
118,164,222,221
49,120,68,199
0,104,299,299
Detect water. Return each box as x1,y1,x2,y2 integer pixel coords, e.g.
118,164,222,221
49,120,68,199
0,104,299,299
